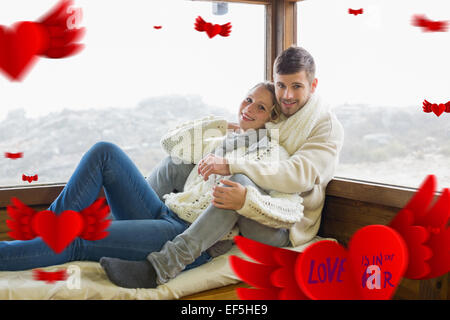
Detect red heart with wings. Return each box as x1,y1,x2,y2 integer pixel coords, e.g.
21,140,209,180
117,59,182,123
0,0,85,81
194,16,232,39
230,175,449,300
431,103,446,117
231,226,408,300
294,225,408,300
32,210,84,254
33,268,68,284
205,23,222,38
7,197,111,254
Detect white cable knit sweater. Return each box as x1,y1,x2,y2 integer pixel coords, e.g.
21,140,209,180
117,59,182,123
159,115,305,235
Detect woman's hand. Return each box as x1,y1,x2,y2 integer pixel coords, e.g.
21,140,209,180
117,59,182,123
211,179,247,210
198,153,231,180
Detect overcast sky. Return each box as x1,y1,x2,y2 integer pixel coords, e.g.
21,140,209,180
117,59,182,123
0,0,448,121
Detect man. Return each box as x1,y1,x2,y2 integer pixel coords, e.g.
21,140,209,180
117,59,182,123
100,46,344,288
197,46,344,246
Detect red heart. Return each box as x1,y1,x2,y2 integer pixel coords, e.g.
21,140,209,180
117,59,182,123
295,225,408,300
0,21,48,81
205,23,222,38
431,103,445,117
32,210,84,254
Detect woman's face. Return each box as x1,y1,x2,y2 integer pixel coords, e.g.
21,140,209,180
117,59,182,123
238,86,274,131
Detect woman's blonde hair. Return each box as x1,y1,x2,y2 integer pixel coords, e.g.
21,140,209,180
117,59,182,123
248,81,281,124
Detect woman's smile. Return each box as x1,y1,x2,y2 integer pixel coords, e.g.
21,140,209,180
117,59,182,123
240,113,255,121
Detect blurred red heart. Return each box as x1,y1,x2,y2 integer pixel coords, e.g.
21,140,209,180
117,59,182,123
32,210,84,254
0,21,48,81
295,225,408,300
431,103,445,117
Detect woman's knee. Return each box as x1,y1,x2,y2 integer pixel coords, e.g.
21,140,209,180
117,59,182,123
89,141,120,155
85,142,124,163
163,156,183,173
228,174,268,194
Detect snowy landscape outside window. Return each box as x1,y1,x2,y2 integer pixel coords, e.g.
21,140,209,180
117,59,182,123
0,0,264,187
297,0,450,189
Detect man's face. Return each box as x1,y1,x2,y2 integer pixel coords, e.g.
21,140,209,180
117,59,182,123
274,71,318,118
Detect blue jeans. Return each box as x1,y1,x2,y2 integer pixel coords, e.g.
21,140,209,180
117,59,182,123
0,142,211,271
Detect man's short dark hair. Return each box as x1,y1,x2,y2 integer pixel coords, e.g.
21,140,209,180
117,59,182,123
273,46,316,84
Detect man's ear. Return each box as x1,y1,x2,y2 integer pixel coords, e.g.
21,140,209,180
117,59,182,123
311,78,318,93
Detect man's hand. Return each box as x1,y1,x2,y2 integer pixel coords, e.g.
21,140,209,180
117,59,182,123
198,154,231,181
211,179,247,210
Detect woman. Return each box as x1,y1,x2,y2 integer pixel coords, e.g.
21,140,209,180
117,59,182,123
0,82,303,288
100,82,304,288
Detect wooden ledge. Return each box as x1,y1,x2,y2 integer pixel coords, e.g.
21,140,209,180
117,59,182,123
0,176,438,209
326,176,441,209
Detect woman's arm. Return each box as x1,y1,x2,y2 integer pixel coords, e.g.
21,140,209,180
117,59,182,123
160,115,228,164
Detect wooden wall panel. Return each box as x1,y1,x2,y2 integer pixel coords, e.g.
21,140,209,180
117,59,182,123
0,208,12,240
319,196,398,247
0,205,49,241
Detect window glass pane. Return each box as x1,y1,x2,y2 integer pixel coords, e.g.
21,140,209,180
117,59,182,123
297,0,450,189
0,0,264,187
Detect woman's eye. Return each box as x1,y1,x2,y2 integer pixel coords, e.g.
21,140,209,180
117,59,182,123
258,105,266,111
246,97,252,102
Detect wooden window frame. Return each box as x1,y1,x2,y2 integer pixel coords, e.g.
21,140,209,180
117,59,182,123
189,0,302,80
0,176,441,210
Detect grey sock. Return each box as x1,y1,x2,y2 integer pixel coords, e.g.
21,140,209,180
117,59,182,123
206,240,234,258
99,257,158,289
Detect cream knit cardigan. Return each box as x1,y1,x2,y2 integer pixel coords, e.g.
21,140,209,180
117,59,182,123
229,94,345,247
159,116,305,235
